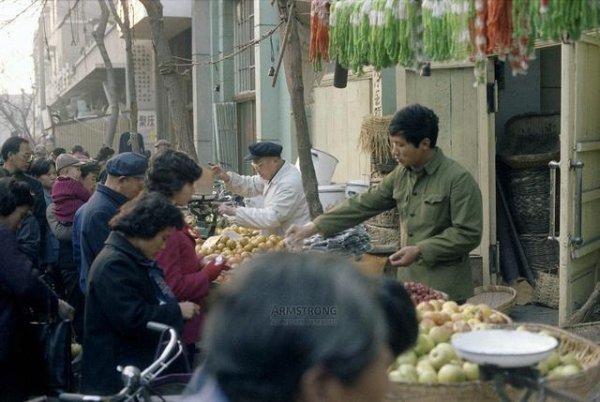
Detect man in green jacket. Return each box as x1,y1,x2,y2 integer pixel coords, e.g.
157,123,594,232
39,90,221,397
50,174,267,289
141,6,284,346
286,104,483,301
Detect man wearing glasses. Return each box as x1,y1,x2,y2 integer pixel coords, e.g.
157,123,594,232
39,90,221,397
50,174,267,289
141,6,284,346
209,141,310,236
0,137,48,265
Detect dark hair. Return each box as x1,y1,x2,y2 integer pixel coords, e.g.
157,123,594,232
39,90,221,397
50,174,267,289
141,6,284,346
388,104,439,148
146,149,202,197
374,278,418,356
95,146,115,162
1,137,29,161
28,158,54,177
109,192,184,239
72,144,84,154
51,147,66,158
201,252,387,402
0,177,34,217
81,161,101,179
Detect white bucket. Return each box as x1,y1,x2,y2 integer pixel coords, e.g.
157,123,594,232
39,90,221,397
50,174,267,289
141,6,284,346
296,148,339,185
318,184,346,211
345,180,369,199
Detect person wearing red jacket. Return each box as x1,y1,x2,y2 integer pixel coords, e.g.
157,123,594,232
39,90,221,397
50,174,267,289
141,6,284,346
147,149,228,366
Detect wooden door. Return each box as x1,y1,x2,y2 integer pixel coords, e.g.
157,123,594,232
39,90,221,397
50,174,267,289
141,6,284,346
397,62,496,286
558,38,600,325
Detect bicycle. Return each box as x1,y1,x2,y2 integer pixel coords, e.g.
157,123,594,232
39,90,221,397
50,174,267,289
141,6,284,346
59,322,190,402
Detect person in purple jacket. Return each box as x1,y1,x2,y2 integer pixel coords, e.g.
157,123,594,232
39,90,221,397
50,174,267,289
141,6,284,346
0,177,73,401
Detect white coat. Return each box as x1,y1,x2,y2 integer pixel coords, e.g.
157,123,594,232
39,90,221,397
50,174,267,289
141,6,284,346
226,161,311,236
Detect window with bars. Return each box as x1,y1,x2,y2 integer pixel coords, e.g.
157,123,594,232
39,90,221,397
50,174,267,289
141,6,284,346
234,0,255,93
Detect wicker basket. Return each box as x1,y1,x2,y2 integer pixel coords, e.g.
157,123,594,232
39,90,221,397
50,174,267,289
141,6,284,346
534,271,559,309
519,234,559,272
385,323,600,402
498,113,560,169
466,285,518,315
563,322,600,345
508,167,559,234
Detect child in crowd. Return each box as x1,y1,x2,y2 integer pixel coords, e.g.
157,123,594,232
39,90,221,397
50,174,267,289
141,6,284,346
50,153,91,240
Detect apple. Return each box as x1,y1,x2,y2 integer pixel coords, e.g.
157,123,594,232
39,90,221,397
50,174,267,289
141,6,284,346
437,364,466,383
397,364,418,380
429,300,444,311
420,318,436,333
429,325,452,344
463,362,480,381
545,352,560,369
442,301,459,313
418,370,439,383
417,301,435,313
488,312,507,324
395,350,417,366
452,320,472,333
477,304,493,319
416,359,436,375
451,313,464,322
559,364,581,377
414,333,435,355
428,343,456,370
536,361,550,376
559,353,579,366
434,312,452,326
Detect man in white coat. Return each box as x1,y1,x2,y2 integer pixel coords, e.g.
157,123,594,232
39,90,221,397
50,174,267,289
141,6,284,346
209,142,311,236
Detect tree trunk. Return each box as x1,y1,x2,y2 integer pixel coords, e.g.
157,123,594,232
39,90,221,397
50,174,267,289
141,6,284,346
120,0,140,153
138,0,198,161
276,0,322,218
92,0,119,148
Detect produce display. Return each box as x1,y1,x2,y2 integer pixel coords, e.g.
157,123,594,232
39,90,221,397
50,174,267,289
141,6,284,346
195,225,286,283
389,300,509,383
389,300,587,384
403,281,447,304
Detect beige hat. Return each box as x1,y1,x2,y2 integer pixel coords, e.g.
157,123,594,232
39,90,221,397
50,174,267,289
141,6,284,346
154,139,171,148
56,153,85,173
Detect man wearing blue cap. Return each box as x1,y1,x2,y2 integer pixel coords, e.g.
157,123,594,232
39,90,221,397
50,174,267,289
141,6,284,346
73,152,148,296
210,141,310,236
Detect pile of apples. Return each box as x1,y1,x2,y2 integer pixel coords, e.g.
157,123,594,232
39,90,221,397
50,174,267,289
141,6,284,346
389,300,509,384
196,225,286,269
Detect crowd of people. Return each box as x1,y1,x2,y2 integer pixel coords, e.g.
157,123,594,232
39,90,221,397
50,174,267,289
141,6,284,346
0,104,482,402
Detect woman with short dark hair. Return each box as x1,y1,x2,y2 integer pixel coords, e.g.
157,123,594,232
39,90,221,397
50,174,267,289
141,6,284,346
183,251,410,402
147,149,227,365
0,178,72,401
81,192,201,395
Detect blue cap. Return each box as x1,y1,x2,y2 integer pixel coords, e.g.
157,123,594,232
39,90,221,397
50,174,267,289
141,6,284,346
106,152,148,178
243,142,283,161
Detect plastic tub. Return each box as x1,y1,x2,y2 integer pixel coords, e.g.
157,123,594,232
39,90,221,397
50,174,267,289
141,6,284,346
318,184,346,211
296,148,339,185
345,180,369,199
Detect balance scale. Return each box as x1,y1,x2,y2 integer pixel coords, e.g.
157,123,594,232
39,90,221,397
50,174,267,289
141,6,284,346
451,329,585,402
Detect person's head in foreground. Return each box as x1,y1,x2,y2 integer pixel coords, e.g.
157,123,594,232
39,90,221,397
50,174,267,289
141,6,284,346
0,177,34,231
187,251,418,402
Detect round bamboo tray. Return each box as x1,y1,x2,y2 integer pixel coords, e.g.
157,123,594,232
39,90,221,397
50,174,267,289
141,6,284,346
385,323,600,402
466,285,517,315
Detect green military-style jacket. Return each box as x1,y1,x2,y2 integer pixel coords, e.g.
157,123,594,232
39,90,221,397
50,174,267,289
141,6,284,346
314,148,483,301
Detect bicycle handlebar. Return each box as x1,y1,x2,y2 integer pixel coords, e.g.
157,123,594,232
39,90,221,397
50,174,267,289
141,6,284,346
59,322,181,402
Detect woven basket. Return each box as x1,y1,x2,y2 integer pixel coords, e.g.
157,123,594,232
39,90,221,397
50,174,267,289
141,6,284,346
534,271,559,309
508,167,559,234
385,323,600,402
563,322,600,345
519,234,559,272
466,285,518,315
503,323,600,401
498,113,560,169
359,115,395,175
